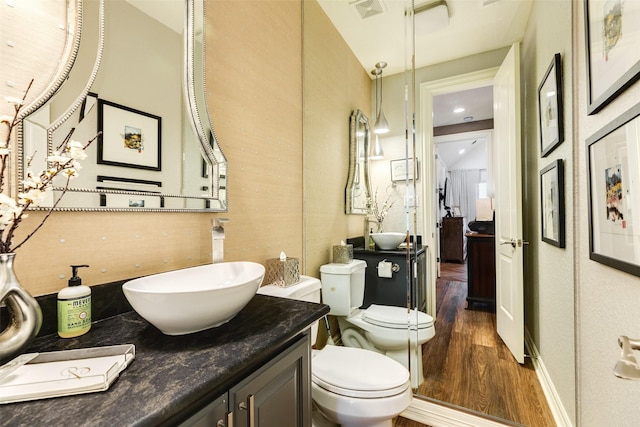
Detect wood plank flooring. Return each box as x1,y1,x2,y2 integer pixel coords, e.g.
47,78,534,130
397,262,556,427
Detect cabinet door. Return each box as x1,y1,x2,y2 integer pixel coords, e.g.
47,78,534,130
180,393,230,427
231,334,311,427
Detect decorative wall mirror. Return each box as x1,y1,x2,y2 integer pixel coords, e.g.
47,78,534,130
345,109,371,215
15,0,227,212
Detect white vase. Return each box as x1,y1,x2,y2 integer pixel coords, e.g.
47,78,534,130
0,253,43,364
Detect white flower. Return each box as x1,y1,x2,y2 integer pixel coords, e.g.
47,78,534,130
47,154,69,165
0,148,10,156
63,168,79,178
65,140,88,160
0,193,17,209
18,188,48,206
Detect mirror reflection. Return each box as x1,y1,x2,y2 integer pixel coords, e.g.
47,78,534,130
345,109,371,215
17,0,227,211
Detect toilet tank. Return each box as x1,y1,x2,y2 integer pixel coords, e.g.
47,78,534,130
319,259,366,316
256,275,322,344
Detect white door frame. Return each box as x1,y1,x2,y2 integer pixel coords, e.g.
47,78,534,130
418,67,498,319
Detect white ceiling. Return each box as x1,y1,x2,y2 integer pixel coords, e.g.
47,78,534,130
317,0,533,75
317,0,532,167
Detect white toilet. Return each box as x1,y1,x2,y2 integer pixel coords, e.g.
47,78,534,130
319,260,435,389
258,276,413,427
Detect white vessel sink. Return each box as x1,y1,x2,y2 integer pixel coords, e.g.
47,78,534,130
122,262,265,335
371,232,407,250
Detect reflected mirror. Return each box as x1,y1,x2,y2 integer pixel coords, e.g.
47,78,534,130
345,109,371,215
16,0,227,211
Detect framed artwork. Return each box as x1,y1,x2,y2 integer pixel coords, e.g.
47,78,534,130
390,158,419,182
540,159,565,247
585,0,640,114
96,175,164,208
586,102,640,277
538,53,564,157
97,99,162,170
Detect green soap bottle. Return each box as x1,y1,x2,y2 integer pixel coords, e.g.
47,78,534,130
57,265,91,338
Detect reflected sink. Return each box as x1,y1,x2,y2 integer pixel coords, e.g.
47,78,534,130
371,232,407,250
122,262,265,335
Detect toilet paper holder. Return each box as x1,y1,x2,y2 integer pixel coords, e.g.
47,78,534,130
376,260,400,279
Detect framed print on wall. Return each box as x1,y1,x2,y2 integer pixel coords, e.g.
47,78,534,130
97,99,162,171
96,175,164,208
390,158,419,182
586,102,640,277
540,159,565,247
538,53,564,157
585,0,640,114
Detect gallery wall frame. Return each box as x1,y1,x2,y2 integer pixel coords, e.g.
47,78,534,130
97,99,162,171
96,175,164,208
540,159,565,247
586,102,640,277
584,0,640,115
390,158,419,182
538,53,564,157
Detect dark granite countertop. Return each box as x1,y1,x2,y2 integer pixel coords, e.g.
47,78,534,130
2,294,329,426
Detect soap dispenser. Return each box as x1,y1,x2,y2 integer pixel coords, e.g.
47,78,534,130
57,265,91,338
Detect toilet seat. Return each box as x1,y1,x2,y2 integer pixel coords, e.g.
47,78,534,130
312,346,410,398
362,304,433,330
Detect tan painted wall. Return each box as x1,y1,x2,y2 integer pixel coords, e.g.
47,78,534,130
303,0,371,278
15,1,304,296
14,0,368,298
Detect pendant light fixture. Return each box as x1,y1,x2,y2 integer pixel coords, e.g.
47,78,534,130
372,61,389,135
370,61,388,160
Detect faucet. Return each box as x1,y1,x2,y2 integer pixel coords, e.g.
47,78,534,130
212,218,229,263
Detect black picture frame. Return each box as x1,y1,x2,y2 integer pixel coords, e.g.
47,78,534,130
97,99,162,171
538,53,564,157
586,102,640,277
584,0,640,115
540,159,565,248
96,175,164,208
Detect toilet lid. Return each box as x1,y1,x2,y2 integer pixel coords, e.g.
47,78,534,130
312,346,409,398
362,304,434,330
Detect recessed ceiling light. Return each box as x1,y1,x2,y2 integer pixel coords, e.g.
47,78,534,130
453,107,465,113
458,149,465,155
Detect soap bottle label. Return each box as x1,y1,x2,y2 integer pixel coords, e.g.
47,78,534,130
58,295,92,333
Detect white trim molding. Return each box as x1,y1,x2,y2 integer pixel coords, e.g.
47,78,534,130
525,329,574,427
401,397,517,427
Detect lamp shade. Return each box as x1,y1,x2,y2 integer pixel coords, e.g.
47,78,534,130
374,108,390,134
370,135,384,159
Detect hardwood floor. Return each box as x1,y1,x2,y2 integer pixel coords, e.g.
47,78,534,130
406,262,556,427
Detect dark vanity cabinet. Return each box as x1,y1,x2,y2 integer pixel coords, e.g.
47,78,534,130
440,216,465,263
182,334,311,427
466,232,496,309
354,246,427,311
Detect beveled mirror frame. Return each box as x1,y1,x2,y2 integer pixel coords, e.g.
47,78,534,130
345,109,371,215
15,0,228,212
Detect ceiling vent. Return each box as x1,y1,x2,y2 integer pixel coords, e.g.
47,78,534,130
351,0,387,19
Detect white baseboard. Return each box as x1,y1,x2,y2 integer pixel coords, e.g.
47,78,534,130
401,398,516,427
400,330,573,427
524,329,573,427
